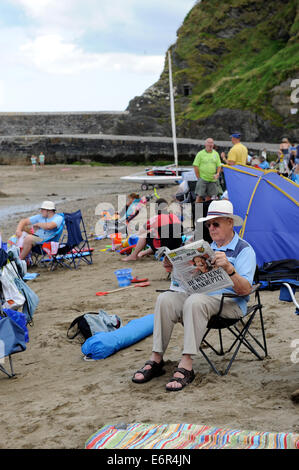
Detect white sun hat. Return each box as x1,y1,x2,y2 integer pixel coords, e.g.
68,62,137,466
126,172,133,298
197,200,243,227
40,200,56,211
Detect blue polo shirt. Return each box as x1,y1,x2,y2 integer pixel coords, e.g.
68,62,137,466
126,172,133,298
29,213,63,240
210,232,256,315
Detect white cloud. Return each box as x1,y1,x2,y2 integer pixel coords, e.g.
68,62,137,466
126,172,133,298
20,34,164,75
10,0,195,37
1,0,195,111
10,0,138,34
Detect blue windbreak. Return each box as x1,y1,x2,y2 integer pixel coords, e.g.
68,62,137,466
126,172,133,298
223,166,299,267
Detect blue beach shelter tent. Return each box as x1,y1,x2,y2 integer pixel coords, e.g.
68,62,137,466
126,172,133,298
222,165,299,268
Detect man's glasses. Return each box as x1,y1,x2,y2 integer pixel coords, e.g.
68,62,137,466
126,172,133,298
205,221,220,228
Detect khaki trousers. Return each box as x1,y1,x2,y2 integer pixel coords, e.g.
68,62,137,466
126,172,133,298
152,291,243,356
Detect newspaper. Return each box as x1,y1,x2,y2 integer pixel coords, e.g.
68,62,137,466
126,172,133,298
164,239,233,295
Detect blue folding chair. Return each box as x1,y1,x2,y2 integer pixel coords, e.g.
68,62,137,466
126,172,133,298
50,210,93,269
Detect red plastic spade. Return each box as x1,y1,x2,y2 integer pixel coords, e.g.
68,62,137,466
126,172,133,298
96,281,150,296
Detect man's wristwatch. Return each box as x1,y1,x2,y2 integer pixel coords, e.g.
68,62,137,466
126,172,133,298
228,269,236,277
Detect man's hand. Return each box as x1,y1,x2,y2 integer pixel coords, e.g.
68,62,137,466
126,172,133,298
211,251,233,274
16,229,23,238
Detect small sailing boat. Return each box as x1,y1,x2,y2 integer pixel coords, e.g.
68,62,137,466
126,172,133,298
120,51,192,190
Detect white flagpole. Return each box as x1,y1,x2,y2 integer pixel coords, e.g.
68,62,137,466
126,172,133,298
168,51,179,176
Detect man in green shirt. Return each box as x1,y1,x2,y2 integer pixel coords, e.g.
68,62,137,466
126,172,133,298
193,138,222,202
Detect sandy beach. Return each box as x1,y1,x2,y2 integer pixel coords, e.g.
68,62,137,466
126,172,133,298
0,164,298,449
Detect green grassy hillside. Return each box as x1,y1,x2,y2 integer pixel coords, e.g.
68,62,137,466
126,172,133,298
137,0,299,138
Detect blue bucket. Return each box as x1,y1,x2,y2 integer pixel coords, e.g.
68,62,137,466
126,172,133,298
114,269,131,287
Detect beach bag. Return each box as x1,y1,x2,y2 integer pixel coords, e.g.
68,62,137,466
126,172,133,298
3,308,29,343
0,266,26,310
0,315,27,359
0,248,8,268
67,309,122,341
262,259,299,273
14,277,39,324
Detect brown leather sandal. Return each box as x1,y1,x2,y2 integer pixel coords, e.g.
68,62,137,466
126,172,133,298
165,367,195,392
132,360,165,384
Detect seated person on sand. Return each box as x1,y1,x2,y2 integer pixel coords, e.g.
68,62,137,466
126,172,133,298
132,200,256,391
258,155,270,170
123,198,183,262
15,201,63,261
124,193,141,222
107,193,146,226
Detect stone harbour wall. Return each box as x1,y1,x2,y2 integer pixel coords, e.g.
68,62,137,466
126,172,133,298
0,134,202,165
0,111,127,136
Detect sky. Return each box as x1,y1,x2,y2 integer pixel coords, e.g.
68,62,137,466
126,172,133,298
0,0,196,112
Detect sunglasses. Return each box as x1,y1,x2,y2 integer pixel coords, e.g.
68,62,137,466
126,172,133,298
205,221,220,228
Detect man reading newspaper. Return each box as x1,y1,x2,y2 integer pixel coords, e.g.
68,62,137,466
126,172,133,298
132,200,256,392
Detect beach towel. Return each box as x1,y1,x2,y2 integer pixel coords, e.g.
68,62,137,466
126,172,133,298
23,273,40,281
85,423,299,450
42,241,59,257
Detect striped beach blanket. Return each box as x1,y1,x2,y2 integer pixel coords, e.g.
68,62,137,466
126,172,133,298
85,423,299,450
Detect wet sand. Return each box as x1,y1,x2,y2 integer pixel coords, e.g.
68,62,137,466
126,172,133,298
0,164,298,449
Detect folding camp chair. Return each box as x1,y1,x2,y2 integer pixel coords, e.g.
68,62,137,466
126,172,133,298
0,303,27,378
199,280,268,376
51,210,93,269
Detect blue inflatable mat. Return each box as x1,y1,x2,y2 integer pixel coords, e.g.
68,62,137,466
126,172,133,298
81,314,154,360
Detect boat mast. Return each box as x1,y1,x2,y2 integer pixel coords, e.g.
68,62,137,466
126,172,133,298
168,50,179,176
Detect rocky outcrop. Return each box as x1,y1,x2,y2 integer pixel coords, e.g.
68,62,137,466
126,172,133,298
124,0,299,143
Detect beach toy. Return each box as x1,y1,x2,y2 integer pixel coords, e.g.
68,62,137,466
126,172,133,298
131,277,148,283
109,233,122,250
119,246,135,255
96,281,150,296
122,268,132,281
128,235,138,246
114,269,131,287
110,233,122,243
122,237,130,248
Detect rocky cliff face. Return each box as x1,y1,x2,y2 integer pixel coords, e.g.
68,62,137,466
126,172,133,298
123,0,299,142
